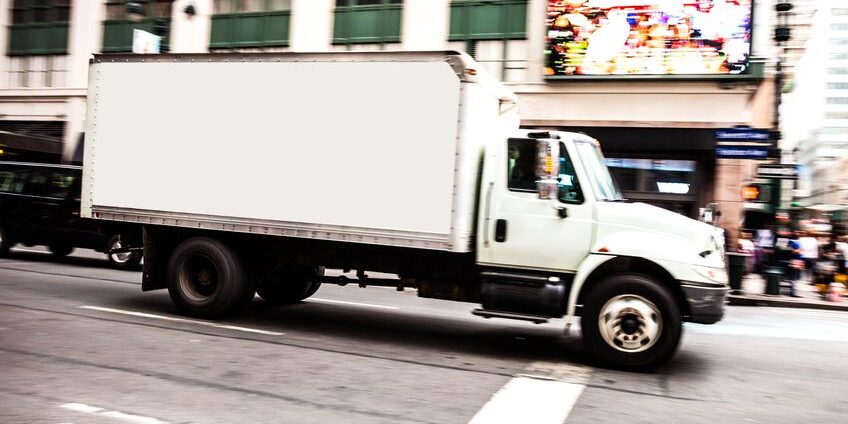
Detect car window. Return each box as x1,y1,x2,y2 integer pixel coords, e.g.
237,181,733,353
0,169,28,194
44,171,77,199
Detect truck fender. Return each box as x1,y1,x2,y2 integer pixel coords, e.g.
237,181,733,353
565,253,616,319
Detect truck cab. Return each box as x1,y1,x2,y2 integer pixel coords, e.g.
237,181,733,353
475,129,728,367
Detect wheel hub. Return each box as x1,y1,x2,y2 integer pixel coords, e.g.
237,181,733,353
598,294,662,353
179,256,219,301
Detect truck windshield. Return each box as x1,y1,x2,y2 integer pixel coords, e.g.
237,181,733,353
574,141,624,201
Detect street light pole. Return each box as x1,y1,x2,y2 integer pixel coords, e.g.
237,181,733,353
772,1,793,219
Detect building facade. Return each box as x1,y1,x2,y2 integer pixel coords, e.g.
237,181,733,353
1,0,776,239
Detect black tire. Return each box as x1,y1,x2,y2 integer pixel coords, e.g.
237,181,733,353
49,244,74,258
580,273,682,370
167,237,254,318
256,266,323,306
0,225,12,257
106,236,142,270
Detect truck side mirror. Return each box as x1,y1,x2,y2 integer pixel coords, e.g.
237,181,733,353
535,140,559,200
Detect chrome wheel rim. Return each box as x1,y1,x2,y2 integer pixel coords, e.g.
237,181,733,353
178,255,219,303
109,239,131,263
598,294,662,353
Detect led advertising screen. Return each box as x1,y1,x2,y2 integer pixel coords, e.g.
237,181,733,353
545,1,753,77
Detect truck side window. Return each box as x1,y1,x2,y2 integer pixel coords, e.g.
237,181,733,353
0,169,27,194
558,143,584,204
507,139,538,192
45,171,77,200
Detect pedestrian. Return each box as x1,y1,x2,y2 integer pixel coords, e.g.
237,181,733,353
816,239,846,300
775,229,802,297
836,235,848,271
798,231,819,282
737,231,755,273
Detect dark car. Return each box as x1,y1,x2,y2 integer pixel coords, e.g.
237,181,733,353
0,161,141,269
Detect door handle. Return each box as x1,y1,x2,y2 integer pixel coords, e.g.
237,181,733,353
495,219,507,242
554,206,568,219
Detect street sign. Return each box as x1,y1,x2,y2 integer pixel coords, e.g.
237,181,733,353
715,145,769,159
714,128,770,142
756,164,798,179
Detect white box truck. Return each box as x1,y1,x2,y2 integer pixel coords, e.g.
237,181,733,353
83,51,728,369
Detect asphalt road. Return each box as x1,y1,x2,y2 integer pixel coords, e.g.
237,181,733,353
1,247,847,424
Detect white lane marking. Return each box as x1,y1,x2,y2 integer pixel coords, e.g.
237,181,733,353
686,322,848,343
79,306,284,336
61,403,103,414
309,298,399,310
10,248,50,254
60,403,167,424
469,361,591,424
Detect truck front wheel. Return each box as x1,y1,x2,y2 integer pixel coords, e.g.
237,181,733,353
580,274,681,370
256,266,323,306
167,237,254,318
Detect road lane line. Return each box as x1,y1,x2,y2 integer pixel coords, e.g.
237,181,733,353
309,298,399,310
60,403,167,424
79,306,284,336
469,361,591,424
10,248,50,254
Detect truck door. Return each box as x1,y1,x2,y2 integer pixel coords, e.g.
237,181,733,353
479,138,593,272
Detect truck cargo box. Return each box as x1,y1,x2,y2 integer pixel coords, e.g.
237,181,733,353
82,51,517,252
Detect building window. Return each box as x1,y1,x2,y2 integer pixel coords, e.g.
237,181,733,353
831,53,848,60
828,82,848,89
605,158,696,196
830,38,848,45
827,97,848,104
210,0,291,49
8,0,71,56
448,0,527,41
832,23,848,31
102,0,173,53
333,0,403,45
825,112,848,120
829,68,848,75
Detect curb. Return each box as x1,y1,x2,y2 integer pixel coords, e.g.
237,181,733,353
728,295,848,312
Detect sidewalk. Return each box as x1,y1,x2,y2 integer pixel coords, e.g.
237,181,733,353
728,273,848,311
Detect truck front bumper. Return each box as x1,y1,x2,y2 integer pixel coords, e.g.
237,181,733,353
680,283,728,324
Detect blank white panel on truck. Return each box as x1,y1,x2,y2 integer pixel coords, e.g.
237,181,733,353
83,52,510,252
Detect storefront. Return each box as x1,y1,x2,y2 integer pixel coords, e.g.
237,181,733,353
543,127,716,219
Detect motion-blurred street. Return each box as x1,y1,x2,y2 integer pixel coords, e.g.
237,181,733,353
1,248,846,424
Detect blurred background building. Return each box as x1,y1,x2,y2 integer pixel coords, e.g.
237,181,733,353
783,0,848,221
1,0,790,240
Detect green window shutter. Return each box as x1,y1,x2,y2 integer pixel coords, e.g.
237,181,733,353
102,19,171,53
210,11,291,48
7,1,70,56
262,12,291,46
448,0,526,41
505,0,526,39
333,1,402,45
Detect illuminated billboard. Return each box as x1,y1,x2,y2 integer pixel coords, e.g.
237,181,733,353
545,1,753,77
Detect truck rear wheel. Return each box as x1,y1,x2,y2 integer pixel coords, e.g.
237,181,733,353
256,266,323,306
580,273,681,370
167,237,254,318
49,244,74,258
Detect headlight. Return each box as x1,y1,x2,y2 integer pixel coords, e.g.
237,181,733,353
693,265,728,285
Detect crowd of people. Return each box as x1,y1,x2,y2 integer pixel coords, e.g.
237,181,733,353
737,227,848,300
